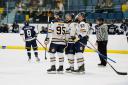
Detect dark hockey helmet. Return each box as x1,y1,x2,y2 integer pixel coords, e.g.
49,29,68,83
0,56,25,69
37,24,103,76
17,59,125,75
24,21,29,26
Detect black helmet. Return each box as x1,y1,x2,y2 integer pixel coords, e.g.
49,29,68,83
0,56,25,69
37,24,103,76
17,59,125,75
24,21,29,26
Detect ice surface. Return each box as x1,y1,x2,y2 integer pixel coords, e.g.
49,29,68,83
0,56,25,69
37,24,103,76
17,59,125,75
0,49,128,85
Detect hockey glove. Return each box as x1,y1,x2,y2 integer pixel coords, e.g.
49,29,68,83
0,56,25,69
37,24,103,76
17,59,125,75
44,38,50,45
84,35,89,41
71,36,76,40
126,32,128,37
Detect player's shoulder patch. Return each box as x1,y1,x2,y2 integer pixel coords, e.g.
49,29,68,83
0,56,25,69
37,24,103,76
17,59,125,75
80,22,86,28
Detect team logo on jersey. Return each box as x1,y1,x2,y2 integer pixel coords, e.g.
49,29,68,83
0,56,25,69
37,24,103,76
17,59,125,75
51,48,55,52
80,46,83,51
80,24,85,28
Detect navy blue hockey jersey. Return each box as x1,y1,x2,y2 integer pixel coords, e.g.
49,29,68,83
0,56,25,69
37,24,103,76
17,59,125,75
20,25,38,41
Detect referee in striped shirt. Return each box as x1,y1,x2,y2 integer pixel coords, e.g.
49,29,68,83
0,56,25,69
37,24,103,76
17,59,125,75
95,18,108,66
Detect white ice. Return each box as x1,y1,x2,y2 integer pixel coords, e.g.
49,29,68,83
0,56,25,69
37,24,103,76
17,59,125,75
0,49,128,85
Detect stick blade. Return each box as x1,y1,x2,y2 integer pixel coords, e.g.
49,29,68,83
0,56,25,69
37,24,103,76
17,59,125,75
117,72,127,75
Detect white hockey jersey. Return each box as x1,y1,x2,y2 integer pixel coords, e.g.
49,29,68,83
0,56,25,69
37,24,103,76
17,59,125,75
48,22,68,45
76,21,90,37
66,22,77,43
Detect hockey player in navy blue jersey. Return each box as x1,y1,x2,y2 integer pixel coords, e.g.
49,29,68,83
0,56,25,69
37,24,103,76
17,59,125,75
120,19,128,43
20,22,40,62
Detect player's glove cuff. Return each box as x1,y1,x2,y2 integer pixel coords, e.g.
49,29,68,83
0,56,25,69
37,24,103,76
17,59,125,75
71,36,76,40
85,35,89,41
45,38,49,41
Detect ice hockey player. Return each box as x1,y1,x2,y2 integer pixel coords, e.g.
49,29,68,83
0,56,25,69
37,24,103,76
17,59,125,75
20,21,40,62
44,13,68,74
73,12,90,74
120,19,128,43
107,20,118,35
64,13,77,73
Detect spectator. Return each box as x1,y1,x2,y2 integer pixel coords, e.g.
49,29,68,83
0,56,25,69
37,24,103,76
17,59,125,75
0,23,9,33
0,24,4,33
0,7,4,20
29,0,39,11
17,1,25,12
97,0,104,5
40,26,48,34
95,0,106,13
122,1,128,18
55,0,64,12
95,4,102,13
12,22,19,33
105,0,114,13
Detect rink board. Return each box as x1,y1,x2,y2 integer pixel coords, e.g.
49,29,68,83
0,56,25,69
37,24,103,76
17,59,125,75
0,45,128,54
0,34,128,54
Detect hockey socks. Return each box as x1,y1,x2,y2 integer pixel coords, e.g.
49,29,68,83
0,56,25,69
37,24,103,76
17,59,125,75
67,54,74,68
27,51,31,61
75,53,84,67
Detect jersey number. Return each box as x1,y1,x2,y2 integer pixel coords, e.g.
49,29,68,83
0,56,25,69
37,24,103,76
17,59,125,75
56,26,66,35
27,30,31,37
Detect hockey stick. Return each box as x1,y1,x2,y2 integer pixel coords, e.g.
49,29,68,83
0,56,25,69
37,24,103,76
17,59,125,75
44,42,47,60
79,42,116,63
36,39,47,60
88,41,127,75
44,18,50,60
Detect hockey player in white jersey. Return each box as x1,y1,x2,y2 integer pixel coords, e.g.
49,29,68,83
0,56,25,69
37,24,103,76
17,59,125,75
64,13,77,73
44,13,68,74
73,12,90,74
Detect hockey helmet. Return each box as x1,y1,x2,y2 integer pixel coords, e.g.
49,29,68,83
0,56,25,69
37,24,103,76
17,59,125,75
65,13,75,22
24,21,29,26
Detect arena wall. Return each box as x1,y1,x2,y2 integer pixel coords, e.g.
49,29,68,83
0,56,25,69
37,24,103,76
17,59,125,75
0,33,128,54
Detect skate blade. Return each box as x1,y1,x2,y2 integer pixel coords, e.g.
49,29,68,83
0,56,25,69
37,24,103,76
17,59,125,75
28,60,31,63
35,58,40,62
65,70,72,73
36,60,40,63
57,71,64,74
47,71,56,74
72,71,85,75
